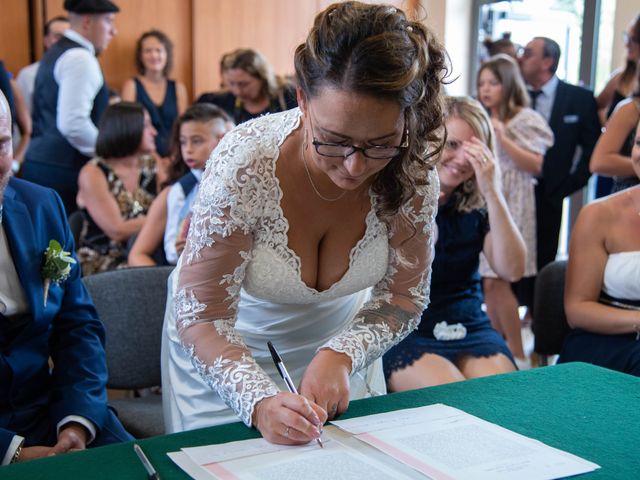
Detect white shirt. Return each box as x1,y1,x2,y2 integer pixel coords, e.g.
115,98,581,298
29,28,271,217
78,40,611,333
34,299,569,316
53,30,103,157
528,75,559,123
164,169,203,264
0,220,96,464
15,62,39,115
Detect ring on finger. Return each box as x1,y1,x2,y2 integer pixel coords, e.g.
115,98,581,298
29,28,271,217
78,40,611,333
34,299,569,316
284,426,290,438
329,404,338,416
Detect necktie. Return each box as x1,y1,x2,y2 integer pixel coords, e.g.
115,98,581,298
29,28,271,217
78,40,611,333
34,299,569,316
528,90,542,110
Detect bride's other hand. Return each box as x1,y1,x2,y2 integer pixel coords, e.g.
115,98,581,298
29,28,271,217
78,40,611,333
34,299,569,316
299,349,351,421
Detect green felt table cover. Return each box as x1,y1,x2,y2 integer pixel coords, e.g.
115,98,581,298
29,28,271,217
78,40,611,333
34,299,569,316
3,362,639,479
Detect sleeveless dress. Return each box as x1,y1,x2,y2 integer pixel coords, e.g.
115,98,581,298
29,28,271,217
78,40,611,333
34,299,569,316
479,108,553,278
383,197,514,380
558,251,640,376
134,78,178,157
76,157,157,276
161,108,439,432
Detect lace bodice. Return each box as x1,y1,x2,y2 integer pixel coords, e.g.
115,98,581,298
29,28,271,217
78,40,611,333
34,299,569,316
174,108,439,426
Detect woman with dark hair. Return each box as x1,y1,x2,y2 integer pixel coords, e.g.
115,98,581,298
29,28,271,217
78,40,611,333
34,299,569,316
122,30,188,158
75,101,158,275
384,96,524,390
590,64,640,194
197,48,297,125
592,14,640,197
162,1,449,442
597,15,640,122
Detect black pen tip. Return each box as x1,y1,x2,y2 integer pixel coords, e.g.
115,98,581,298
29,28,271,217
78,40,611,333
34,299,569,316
267,341,281,364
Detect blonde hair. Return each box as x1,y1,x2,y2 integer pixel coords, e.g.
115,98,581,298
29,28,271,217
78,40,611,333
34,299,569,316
478,53,529,121
444,96,499,213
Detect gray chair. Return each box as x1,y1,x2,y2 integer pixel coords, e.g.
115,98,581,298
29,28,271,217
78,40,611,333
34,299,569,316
532,260,570,366
82,265,174,438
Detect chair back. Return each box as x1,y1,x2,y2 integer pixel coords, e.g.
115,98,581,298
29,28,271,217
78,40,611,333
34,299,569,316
533,260,570,356
82,266,174,389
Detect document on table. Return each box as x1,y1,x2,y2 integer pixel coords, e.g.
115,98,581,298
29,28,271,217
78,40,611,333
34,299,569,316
332,404,600,480
168,403,600,480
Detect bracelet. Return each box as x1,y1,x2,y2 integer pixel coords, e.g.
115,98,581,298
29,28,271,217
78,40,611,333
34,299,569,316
10,441,23,464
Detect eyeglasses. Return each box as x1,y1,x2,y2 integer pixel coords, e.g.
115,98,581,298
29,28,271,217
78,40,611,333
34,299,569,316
624,31,640,45
308,108,408,160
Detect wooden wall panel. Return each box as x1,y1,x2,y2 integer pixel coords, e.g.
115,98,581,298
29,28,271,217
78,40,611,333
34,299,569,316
43,0,193,100
192,0,317,98
192,0,410,99
0,0,31,75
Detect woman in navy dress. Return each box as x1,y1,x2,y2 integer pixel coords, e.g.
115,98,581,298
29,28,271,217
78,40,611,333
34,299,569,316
122,30,188,159
384,96,525,390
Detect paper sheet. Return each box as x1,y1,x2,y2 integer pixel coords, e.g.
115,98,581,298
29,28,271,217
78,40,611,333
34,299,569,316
333,404,600,480
169,404,600,480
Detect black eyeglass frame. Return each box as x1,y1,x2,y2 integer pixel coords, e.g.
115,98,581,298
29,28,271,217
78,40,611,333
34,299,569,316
307,108,409,160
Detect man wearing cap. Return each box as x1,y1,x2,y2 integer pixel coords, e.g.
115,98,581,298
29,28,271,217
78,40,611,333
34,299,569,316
22,0,119,214
0,90,132,465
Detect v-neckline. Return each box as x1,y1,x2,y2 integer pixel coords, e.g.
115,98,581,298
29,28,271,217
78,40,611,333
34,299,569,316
270,111,379,295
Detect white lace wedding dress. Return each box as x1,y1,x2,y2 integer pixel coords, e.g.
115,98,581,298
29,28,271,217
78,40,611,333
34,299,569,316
161,108,438,433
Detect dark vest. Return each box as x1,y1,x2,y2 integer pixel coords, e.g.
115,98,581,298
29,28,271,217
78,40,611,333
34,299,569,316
27,36,109,170
177,171,199,197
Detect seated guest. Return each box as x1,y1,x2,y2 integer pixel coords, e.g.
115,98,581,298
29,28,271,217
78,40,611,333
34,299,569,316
384,96,525,391
558,120,640,377
197,48,297,125
76,102,158,275
121,29,188,159
0,91,132,465
128,104,232,266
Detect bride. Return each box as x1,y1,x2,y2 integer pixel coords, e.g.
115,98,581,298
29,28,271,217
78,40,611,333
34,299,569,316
161,1,449,444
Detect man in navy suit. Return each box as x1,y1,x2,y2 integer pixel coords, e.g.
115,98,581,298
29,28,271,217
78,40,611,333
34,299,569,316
0,91,131,465
519,37,601,276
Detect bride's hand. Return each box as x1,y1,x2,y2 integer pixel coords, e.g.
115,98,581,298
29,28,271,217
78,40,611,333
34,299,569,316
299,349,351,421
252,392,325,445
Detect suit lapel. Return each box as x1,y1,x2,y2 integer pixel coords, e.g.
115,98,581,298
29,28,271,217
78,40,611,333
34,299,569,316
549,80,568,132
2,186,44,321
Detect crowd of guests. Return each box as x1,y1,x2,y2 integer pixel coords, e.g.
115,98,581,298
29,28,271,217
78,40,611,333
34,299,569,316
1,0,639,466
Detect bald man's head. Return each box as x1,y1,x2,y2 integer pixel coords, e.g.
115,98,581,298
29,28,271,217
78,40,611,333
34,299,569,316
0,90,14,200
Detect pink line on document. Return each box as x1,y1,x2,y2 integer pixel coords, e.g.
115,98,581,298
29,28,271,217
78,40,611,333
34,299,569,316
203,462,242,480
358,433,456,480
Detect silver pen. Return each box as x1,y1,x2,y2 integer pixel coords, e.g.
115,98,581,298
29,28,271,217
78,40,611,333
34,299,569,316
267,341,324,448
134,443,160,480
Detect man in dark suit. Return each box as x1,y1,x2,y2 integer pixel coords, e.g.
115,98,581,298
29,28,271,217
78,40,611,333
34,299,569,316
0,91,131,465
22,0,119,214
519,37,601,272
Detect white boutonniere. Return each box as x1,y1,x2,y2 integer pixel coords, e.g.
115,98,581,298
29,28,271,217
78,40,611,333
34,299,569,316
42,239,76,306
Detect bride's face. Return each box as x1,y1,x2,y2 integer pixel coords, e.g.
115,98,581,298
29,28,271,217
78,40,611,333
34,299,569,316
298,86,405,192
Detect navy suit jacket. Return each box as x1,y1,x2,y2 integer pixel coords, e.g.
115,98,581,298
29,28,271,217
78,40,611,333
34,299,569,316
541,79,601,205
0,178,109,457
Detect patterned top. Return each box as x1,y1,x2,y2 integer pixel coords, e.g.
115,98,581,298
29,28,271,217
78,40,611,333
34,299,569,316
171,108,439,426
77,157,156,275
480,107,553,278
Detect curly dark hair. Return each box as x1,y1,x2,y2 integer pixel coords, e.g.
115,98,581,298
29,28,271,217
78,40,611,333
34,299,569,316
294,1,449,220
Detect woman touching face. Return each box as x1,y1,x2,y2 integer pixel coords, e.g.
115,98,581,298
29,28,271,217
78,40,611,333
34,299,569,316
438,117,476,194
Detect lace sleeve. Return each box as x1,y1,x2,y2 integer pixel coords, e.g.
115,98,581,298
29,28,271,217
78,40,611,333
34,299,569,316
322,168,439,373
174,129,280,427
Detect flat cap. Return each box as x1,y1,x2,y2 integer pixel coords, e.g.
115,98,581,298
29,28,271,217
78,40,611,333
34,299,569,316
64,0,119,14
